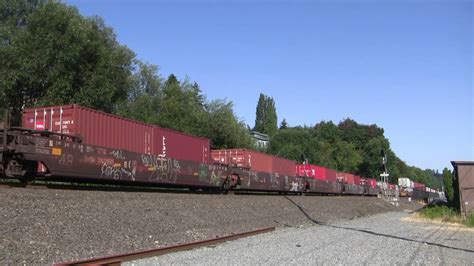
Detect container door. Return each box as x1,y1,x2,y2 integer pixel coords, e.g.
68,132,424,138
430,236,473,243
145,130,152,154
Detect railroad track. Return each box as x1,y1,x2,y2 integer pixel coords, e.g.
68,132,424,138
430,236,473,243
54,227,275,265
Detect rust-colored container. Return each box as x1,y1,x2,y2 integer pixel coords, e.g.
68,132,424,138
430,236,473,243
211,149,272,174
325,168,337,182
272,156,296,177
354,175,361,185
22,105,155,154
339,173,353,184
22,105,210,164
211,149,296,177
154,127,210,164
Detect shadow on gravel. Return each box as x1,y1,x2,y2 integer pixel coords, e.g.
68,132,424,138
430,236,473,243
0,180,225,194
283,196,474,254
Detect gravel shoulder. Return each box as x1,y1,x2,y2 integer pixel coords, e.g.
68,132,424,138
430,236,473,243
128,212,474,265
0,187,420,264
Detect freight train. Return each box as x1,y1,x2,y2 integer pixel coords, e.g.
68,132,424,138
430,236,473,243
0,104,432,200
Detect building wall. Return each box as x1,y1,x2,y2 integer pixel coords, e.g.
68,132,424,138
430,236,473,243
457,164,474,216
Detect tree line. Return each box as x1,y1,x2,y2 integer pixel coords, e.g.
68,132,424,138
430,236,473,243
1,1,445,190
252,93,443,190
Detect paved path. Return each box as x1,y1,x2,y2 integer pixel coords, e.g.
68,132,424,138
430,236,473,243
127,212,474,265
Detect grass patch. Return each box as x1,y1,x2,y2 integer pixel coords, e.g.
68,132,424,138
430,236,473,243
466,213,474,228
419,204,474,227
419,204,463,224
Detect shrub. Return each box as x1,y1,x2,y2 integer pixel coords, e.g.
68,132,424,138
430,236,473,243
419,204,459,222
465,213,474,228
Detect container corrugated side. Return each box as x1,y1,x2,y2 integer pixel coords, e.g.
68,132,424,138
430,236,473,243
210,149,273,174
272,156,296,177
325,168,337,182
23,105,155,154
154,127,210,164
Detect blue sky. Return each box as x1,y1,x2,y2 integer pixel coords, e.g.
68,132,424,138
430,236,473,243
65,0,472,171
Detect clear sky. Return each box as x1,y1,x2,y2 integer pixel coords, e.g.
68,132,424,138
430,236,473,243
65,0,472,171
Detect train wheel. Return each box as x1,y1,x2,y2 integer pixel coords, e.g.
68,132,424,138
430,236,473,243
221,176,231,194
5,160,37,185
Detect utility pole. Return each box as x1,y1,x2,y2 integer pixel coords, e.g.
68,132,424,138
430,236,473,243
379,150,389,199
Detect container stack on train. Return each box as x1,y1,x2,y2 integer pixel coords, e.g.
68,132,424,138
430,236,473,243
398,177,414,197
398,176,441,200
337,172,365,195
295,164,341,194
210,149,297,191
21,105,219,187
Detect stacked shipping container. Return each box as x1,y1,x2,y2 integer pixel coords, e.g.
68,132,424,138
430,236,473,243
210,149,296,177
295,164,337,182
366,178,377,188
22,105,210,164
337,172,362,185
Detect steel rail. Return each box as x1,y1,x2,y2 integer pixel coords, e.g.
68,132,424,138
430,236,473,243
54,227,275,265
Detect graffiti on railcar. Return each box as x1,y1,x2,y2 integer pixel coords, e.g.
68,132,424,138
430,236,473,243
83,155,96,164
141,154,181,183
198,164,208,183
110,150,126,160
270,173,280,189
121,160,137,180
100,160,137,181
208,165,225,186
97,157,114,166
101,163,122,180
59,154,74,165
97,148,108,155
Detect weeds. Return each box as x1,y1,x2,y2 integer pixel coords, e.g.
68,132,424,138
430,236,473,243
419,204,474,227
466,213,474,228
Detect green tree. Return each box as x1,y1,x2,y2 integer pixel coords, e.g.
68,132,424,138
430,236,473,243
443,167,454,204
358,136,390,178
1,1,135,124
280,118,288,129
254,93,277,136
115,61,162,124
155,74,207,135
332,140,362,173
254,94,265,133
204,100,253,149
268,127,317,162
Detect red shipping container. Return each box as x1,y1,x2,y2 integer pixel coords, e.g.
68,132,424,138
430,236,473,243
211,149,272,174
366,178,377,188
211,149,296,176
296,164,316,178
343,173,355,184
22,105,210,164
354,175,361,185
23,105,154,154
325,168,337,182
297,164,337,182
272,156,296,177
154,127,210,164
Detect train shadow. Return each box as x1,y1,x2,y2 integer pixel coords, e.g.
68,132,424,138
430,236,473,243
0,179,223,195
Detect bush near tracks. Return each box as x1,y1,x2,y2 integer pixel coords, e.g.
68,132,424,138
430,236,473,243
419,204,474,227
466,213,474,228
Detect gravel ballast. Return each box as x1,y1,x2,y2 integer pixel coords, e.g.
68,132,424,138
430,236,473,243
0,187,417,264
128,212,474,265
